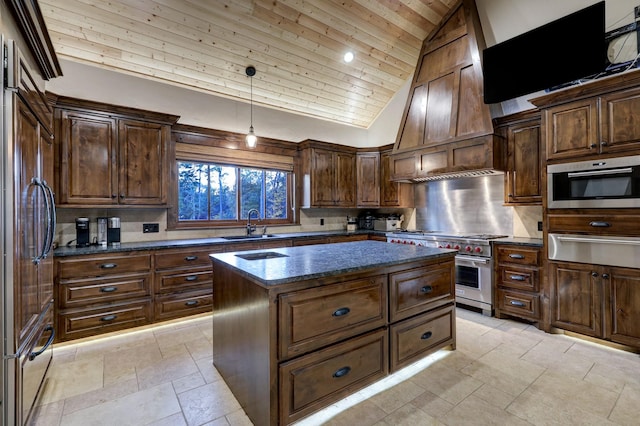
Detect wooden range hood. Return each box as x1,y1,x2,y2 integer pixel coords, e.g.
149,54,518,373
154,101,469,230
390,0,504,182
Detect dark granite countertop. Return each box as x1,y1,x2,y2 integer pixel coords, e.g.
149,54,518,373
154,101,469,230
493,237,543,247
53,230,386,257
210,240,456,286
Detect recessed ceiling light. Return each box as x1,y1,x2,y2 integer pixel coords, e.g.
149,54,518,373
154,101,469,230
343,51,354,63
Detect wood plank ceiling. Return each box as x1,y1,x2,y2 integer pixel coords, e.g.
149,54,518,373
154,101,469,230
39,0,458,128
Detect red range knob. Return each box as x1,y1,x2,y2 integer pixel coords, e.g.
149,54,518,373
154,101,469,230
445,244,452,249
465,246,472,252
438,245,443,248
410,241,415,245
474,246,482,253
454,245,460,250
417,243,423,247
403,241,407,244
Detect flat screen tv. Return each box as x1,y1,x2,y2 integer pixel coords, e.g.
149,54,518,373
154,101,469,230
482,1,607,104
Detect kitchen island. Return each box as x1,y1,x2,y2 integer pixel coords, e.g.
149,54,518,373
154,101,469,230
210,241,457,425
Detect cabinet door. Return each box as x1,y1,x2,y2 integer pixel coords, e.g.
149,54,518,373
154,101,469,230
607,266,640,347
545,99,598,161
58,110,118,204
334,151,356,207
600,87,640,155
380,151,414,207
550,261,603,337
356,152,380,207
505,121,541,204
310,148,335,206
118,119,169,205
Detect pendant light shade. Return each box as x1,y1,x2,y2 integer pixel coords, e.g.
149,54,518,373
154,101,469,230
245,66,257,149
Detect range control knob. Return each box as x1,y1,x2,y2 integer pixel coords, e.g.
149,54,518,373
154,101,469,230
438,245,443,248
465,246,472,252
410,241,415,245
445,244,452,249
454,244,460,250
474,246,483,253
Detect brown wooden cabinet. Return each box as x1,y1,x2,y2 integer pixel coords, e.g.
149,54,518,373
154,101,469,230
494,111,542,205
494,244,542,324
380,150,414,207
356,152,380,207
55,97,178,207
532,70,640,161
300,141,356,208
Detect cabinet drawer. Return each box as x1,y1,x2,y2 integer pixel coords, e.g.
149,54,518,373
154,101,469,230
58,274,151,308
496,246,540,266
498,266,539,291
58,254,151,279
155,270,212,293
155,247,221,270
278,275,387,360
389,304,455,372
497,289,539,320
548,214,640,236
57,300,152,341
154,291,213,321
279,328,388,424
389,262,454,322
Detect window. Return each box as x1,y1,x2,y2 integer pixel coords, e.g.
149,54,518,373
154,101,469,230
176,161,292,227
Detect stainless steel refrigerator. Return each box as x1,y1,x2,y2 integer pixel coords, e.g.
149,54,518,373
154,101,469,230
2,37,57,425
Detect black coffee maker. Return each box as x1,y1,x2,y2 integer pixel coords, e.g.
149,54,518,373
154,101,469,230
75,217,90,247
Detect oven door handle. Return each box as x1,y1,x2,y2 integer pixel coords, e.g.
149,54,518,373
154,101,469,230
455,255,490,266
555,236,640,246
567,167,632,178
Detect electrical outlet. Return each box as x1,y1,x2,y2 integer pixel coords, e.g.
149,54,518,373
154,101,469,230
635,5,640,19
320,218,324,226
143,223,159,233
538,221,543,232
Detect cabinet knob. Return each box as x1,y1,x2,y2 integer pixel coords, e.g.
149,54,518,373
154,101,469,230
589,143,597,149
421,331,433,340
508,194,513,198
600,141,608,146
420,285,433,294
119,194,125,199
332,366,351,378
332,307,350,317
602,273,610,279
100,286,118,293
111,194,117,199
185,300,199,306
591,272,598,277
100,315,117,322
509,254,525,259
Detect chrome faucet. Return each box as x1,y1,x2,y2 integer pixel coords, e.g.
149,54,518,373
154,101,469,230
246,209,260,235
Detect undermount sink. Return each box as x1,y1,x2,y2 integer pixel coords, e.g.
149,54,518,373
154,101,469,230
235,252,289,261
222,234,275,240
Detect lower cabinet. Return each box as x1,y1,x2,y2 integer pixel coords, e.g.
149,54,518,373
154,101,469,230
550,260,640,348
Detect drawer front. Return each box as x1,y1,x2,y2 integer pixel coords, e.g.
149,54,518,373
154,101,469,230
548,214,640,236
389,262,454,322
58,254,151,279
497,289,539,319
389,304,455,372
496,246,540,266
154,291,213,321
279,275,387,360
59,274,151,308
498,266,539,291
155,247,222,270
279,329,388,424
57,300,152,341
155,269,213,293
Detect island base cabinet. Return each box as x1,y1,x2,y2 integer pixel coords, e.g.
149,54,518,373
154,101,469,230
279,328,388,425
390,303,455,372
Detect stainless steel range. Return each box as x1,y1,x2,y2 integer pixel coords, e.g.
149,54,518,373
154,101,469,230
387,231,508,316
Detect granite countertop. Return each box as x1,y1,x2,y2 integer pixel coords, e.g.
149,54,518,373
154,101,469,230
493,237,543,247
210,240,457,286
53,230,385,257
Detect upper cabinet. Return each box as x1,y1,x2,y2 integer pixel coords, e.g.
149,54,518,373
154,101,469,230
391,0,501,181
300,140,357,208
55,98,179,207
494,110,542,205
356,152,380,207
380,150,414,207
531,69,640,162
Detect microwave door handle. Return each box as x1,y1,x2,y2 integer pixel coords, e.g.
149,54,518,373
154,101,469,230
566,167,633,178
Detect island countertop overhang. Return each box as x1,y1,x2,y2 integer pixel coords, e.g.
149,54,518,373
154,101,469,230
209,240,457,286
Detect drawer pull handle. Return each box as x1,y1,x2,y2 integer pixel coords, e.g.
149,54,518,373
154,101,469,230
332,307,350,317
185,300,199,306
185,275,198,282
100,263,117,269
332,366,351,378
510,275,526,281
420,285,433,294
100,315,117,322
100,286,117,293
185,255,198,261
509,301,526,307
508,254,525,259
589,221,610,228
421,331,433,340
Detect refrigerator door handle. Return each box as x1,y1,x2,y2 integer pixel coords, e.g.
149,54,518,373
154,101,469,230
28,325,55,361
42,180,56,258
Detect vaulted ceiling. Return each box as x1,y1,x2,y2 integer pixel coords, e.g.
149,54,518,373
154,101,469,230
39,0,458,128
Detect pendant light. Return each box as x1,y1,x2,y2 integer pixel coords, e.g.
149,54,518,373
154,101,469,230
245,66,257,149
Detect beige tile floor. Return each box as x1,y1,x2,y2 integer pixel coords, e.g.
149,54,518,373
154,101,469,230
29,308,640,425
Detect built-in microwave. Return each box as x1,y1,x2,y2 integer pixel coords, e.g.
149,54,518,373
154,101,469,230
547,155,640,209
